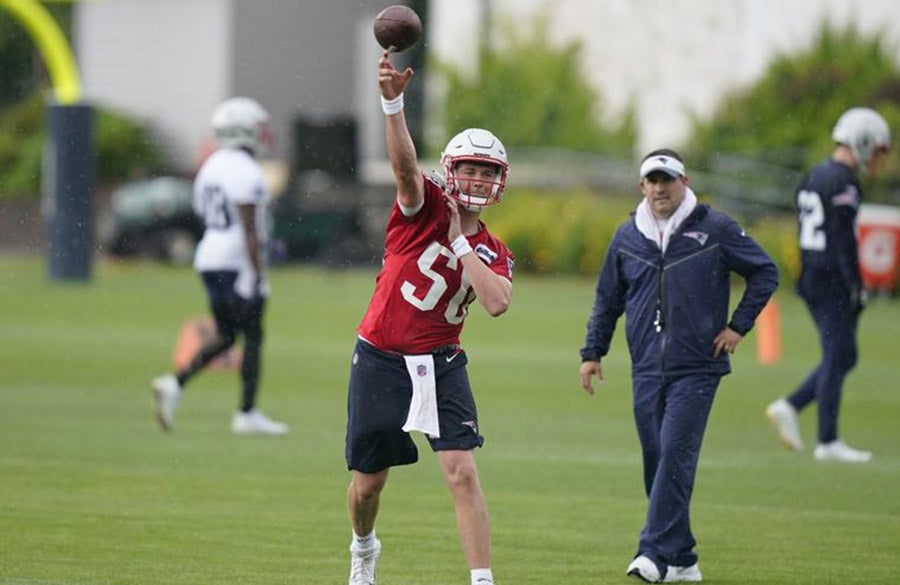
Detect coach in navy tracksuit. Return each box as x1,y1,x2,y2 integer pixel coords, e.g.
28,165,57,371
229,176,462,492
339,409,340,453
579,149,778,583
766,107,891,464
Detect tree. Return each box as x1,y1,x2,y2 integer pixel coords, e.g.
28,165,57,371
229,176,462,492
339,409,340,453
0,92,166,200
437,13,634,157
687,22,900,198
0,4,72,106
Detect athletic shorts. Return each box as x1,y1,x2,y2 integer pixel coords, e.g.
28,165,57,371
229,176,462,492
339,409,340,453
345,338,484,473
200,271,265,340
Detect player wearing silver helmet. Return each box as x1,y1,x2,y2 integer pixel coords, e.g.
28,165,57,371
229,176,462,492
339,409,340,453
152,97,288,436
344,50,514,585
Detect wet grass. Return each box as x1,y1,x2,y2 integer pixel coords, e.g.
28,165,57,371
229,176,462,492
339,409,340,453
1,255,898,584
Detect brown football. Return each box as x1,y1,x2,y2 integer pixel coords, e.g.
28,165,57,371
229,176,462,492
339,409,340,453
373,5,423,52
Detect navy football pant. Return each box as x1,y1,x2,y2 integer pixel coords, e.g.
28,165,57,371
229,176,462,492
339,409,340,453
632,373,720,571
177,271,265,413
788,291,859,443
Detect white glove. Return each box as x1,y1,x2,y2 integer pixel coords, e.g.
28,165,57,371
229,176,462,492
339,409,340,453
234,270,269,300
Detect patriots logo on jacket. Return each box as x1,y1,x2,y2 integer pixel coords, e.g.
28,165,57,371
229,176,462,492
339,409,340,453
475,243,498,264
682,231,709,246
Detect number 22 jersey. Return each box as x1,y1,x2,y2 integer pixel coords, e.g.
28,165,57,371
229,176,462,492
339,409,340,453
357,175,514,354
796,158,862,295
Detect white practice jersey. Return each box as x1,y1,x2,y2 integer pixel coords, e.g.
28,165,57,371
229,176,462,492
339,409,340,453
192,147,271,297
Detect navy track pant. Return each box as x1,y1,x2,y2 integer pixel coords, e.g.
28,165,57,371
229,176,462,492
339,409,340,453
632,373,720,571
788,289,859,443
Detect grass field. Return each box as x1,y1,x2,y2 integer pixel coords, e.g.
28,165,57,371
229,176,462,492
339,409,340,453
1,254,898,585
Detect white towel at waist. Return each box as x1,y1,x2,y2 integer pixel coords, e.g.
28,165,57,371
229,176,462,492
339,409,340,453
401,354,440,438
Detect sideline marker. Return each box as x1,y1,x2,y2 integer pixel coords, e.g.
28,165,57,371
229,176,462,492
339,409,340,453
756,298,782,365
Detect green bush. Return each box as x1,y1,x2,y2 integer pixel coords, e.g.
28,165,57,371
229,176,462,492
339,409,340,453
743,213,800,285
0,92,165,200
483,189,800,286
483,189,635,275
0,94,45,199
436,12,635,157
93,106,166,182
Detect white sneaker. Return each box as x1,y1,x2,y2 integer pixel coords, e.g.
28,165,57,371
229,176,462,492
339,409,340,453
349,538,382,585
765,398,803,451
627,555,661,583
664,564,702,582
814,440,872,463
231,409,289,435
152,374,181,431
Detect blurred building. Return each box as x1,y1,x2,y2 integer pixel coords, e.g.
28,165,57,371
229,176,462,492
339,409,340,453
74,0,417,179
432,0,900,154
75,0,900,173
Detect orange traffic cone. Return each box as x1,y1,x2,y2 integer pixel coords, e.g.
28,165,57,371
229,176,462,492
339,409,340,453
755,298,782,365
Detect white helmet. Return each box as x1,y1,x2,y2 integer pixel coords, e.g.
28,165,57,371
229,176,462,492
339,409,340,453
211,97,272,154
440,128,509,211
831,107,891,174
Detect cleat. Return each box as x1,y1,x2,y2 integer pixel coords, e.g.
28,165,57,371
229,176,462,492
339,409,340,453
231,409,289,435
664,564,702,582
152,374,181,431
627,555,661,583
814,440,872,463
765,398,803,452
349,538,382,585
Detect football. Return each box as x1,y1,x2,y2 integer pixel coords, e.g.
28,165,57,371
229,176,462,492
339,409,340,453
373,5,423,52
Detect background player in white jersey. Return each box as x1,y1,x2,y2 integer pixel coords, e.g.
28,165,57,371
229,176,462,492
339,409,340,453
344,50,514,585
151,97,288,436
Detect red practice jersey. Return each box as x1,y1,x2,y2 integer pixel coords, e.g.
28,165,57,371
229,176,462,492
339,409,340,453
357,175,514,354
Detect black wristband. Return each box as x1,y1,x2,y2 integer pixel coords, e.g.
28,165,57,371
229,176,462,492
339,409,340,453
728,320,749,336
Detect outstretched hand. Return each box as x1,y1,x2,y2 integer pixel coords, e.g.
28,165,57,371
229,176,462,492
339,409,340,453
378,50,413,99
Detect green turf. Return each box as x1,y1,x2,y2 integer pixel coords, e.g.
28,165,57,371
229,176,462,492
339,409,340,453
1,255,898,584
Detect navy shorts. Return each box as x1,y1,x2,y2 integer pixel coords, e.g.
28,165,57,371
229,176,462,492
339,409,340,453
345,339,484,473
200,271,265,340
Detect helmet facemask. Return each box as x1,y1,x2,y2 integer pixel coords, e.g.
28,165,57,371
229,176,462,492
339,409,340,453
441,128,509,211
446,160,507,211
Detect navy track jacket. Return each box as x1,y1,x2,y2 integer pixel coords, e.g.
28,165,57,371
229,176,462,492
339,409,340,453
580,204,778,379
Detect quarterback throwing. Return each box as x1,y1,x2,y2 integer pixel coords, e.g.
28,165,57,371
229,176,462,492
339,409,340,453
343,50,513,585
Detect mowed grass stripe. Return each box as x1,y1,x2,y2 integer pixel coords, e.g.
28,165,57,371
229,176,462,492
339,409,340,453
1,255,898,584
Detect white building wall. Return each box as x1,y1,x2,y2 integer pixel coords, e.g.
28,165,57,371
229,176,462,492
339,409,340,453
75,0,395,172
75,0,231,168
430,0,900,154
74,1,900,172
